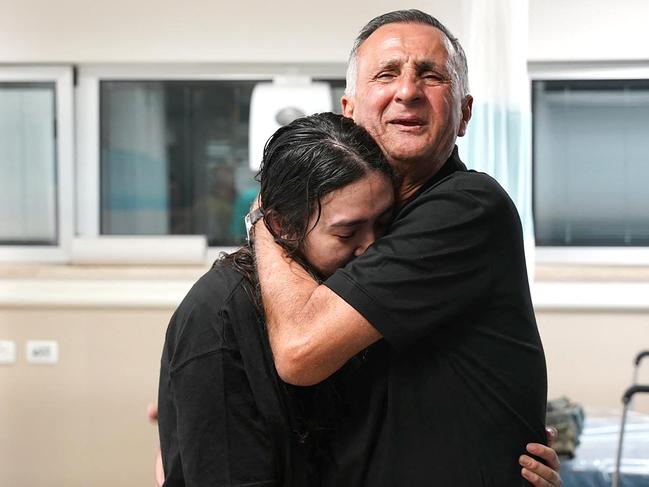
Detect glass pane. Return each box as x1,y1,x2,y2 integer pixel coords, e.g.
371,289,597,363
533,79,649,246
100,79,345,246
0,82,57,245
100,80,261,246
316,79,346,113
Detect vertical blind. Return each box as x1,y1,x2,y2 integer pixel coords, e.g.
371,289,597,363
0,82,57,245
533,80,649,246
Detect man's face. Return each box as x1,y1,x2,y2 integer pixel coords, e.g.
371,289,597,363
342,22,472,170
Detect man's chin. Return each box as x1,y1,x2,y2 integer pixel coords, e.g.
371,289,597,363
385,148,433,167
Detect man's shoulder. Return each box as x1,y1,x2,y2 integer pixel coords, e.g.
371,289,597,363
438,167,506,195
411,168,515,220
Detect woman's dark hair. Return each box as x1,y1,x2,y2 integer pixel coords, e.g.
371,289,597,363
226,112,394,285
260,112,393,257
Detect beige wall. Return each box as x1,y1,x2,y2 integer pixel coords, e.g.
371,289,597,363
538,310,649,413
0,306,170,487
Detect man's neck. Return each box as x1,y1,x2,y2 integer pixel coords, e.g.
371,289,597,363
392,157,447,206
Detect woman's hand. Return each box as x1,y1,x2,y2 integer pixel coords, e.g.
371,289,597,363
147,403,165,487
519,427,562,486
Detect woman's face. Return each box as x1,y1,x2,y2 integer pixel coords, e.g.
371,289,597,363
301,171,394,278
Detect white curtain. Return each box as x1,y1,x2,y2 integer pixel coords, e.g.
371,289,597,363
0,85,57,243
457,0,533,241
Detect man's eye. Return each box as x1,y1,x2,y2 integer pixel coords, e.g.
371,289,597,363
376,72,396,81
336,234,354,240
422,72,446,82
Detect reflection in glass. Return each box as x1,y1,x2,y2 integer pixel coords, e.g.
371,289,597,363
101,80,260,246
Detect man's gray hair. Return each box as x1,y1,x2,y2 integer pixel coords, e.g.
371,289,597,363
345,9,469,98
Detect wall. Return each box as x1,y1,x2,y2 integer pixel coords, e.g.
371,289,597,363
0,304,171,487
0,0,464,63
538,310,649,413
4,1,649,64
528,0,649,61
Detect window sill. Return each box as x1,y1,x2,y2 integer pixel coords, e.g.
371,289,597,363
0,263,209,309
532,281,649,311
2,263,649,311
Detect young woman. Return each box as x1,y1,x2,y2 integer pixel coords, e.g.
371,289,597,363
158,113,395,486
157,113,560,486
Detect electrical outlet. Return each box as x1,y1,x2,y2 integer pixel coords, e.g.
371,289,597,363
26,340,59,365
0,341,16,364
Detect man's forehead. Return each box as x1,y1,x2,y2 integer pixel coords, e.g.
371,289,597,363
357,22,451,63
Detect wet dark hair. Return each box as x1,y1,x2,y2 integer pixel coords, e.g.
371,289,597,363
226,112,394,285
259,111,393,257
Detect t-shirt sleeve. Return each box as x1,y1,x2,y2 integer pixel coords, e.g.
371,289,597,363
159,303,278,487
325,182,496,352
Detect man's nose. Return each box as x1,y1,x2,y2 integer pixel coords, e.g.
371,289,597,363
395,72,422,103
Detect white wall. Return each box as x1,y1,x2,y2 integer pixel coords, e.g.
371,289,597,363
3,1,649,64
528,0,649,61
0,0,463,63
5,0,648,64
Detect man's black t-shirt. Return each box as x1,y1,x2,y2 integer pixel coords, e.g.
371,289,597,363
324,148,548,486
158,261,314,487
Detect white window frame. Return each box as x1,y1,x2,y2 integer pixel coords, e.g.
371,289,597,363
529,61,649,266
0,66,74,263
75,63,345,263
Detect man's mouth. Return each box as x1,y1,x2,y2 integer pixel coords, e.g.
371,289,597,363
389,117,426,128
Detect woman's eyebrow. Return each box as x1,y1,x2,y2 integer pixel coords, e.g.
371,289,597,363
329,218,367,228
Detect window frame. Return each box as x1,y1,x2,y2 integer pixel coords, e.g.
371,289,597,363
0,65,75,263
75,63,346,262
529,61,649,266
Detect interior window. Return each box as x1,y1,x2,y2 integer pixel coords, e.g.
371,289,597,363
533,79,649,246
0,82,58,245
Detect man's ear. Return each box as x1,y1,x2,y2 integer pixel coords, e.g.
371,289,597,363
457,94,473,137
341,95,355,118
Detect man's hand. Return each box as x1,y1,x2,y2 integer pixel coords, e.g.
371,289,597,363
519,427,561,486
147,403,165,487
254,216,381,385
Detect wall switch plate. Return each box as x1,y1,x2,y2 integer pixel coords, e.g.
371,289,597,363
26,340,59,364
0,341,16,364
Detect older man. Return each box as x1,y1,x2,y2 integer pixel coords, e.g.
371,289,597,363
254,9,558,486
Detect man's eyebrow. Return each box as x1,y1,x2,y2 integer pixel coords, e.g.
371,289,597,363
375,59,447,74
415,60,446,72
375,58,402,71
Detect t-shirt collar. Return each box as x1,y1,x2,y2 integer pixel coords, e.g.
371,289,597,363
404,145,467,204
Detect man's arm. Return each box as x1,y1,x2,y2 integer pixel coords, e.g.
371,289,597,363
255,185,492,385
255,221,381,386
